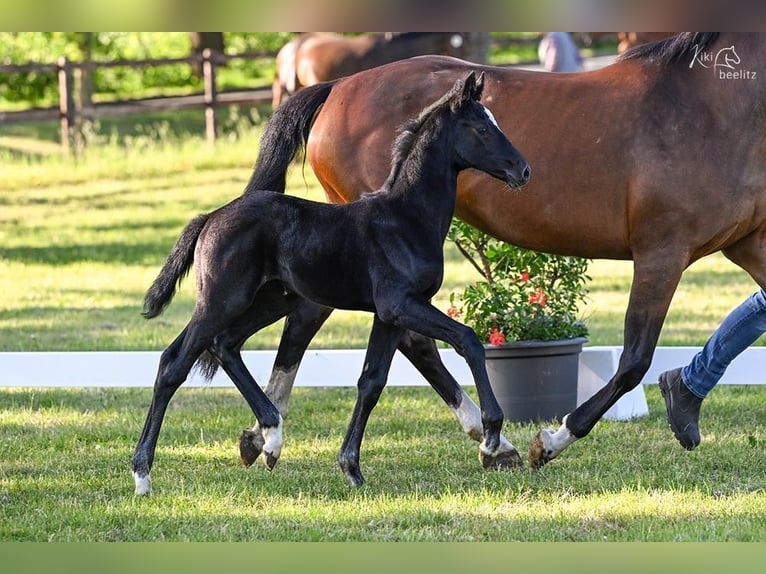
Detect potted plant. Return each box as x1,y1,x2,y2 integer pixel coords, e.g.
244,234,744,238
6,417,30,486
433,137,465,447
447,219,590,423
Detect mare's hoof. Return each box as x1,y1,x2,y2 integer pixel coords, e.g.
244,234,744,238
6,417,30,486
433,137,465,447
479,447,524,470
239,429,263,467
528,431,553,469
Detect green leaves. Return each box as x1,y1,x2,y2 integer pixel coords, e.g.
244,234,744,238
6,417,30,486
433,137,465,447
448,218,590,343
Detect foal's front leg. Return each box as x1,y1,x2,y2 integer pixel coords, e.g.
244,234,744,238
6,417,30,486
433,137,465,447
379,298,518,469
397,330,522,468
338,316,405,487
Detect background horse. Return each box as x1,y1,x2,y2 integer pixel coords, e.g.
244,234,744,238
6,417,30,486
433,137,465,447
272,32,467,108
132,73,531,493
244,32,766,469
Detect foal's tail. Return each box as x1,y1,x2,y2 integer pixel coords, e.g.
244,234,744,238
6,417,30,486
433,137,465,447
244,80,336,194
142,213,209,319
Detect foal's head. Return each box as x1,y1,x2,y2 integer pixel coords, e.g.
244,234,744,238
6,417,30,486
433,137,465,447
447,71,531,188
384,71,530,193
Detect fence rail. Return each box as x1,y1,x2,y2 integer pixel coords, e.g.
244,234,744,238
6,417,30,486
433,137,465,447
0,49,275,151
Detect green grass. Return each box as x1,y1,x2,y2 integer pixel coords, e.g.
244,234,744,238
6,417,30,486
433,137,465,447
1,385,764,541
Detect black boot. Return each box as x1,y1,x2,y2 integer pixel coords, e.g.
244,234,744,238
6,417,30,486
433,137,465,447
658,367,703,450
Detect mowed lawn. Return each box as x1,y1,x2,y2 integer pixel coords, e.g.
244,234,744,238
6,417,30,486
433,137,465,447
1,126,765,542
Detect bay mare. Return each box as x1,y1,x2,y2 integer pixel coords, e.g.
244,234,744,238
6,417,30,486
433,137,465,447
132,73,531,493
244,33,766,468
272,32,467,108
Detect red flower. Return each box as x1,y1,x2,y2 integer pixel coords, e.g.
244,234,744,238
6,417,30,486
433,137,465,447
519,271,530,282
528,288,548,306
488,328,506,346
447,305,460,319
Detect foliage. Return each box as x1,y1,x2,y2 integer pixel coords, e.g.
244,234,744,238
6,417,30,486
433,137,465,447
0,32,295,107
448,219,590,344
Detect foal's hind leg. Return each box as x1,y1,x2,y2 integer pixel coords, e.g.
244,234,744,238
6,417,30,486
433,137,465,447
397,331,522,469
132,321,218,495
338,316,404,487
242,301,334,464
206,285,302,468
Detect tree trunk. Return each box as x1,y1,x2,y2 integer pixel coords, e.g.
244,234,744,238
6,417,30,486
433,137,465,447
189,33,225,75
462,32,491,64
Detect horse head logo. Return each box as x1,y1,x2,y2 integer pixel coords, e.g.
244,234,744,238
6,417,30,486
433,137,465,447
714,46,740,70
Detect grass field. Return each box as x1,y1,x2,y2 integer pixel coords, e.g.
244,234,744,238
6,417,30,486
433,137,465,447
1,119,766,542
1,385,764,541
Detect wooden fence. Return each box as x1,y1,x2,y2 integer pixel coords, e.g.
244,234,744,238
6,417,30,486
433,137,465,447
0,49,274,151
0,34,579,153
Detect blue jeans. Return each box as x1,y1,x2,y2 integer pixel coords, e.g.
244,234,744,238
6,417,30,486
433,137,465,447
682,289,766,398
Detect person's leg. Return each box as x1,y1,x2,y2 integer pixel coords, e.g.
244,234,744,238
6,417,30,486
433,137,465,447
659,290,766,449
683,289,766,398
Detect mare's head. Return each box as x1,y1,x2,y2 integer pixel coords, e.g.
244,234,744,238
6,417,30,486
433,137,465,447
447,71,531,188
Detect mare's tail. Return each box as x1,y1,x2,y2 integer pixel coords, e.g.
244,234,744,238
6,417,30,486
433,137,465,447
142,213,210,319
244,80,336,194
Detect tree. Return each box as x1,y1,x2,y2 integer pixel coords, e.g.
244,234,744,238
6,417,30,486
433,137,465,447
188,33,225,75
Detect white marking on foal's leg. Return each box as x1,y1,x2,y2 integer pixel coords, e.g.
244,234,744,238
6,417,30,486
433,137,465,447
264,365,299,417
133,471,151,496
537,415,578,461
452,390,517,454
451,390,484,442
261,415,284,469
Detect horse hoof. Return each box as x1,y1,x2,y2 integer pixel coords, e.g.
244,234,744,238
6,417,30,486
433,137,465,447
479,447,525,470
264,451,279,470
132,471,152,496
529,431,553,469
338,458,365,487
239,429,263,467
343,469,365,488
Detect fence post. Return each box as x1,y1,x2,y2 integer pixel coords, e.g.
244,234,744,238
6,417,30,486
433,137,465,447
57,56,75,151
202,49,218,143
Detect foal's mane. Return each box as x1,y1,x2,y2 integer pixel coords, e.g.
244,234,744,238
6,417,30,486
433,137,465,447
380,80,464,191
619,32,720,66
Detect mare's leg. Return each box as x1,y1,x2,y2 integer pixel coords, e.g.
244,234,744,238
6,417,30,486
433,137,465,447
241,301,333,464
132,318,220,495
529,251,687,467
377,298,507,468
396,331,522,468
338,316,404,487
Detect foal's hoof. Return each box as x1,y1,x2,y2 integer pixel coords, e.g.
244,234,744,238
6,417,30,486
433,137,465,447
342,468,365,488
264,451,279,471
239,429,263,467
338,458,365,487
529,431,554,469
479,447,524,470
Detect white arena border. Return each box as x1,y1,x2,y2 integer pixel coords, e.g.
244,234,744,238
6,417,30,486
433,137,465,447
2,346,766,420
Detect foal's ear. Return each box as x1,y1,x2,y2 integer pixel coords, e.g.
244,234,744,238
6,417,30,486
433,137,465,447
457,71,484,107
473,71,485,100
461,71,477,103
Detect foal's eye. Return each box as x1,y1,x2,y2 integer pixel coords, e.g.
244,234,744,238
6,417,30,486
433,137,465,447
477,126,488,135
